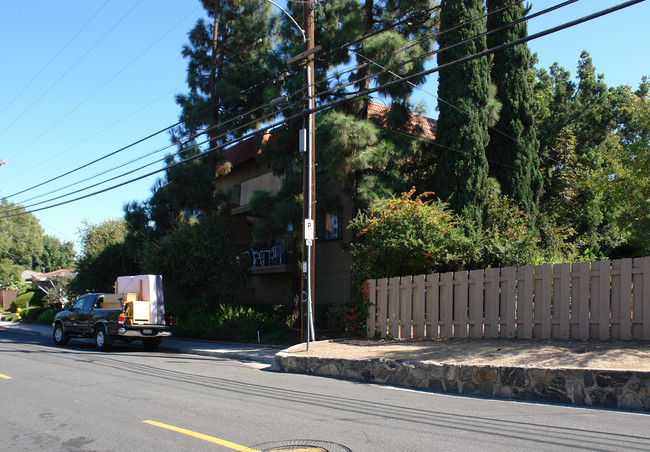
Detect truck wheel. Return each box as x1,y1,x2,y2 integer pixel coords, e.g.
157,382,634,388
94,325,112,351
143,339,161,351
53,323,69,346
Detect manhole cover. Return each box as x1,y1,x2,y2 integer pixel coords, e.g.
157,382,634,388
250,440,351,452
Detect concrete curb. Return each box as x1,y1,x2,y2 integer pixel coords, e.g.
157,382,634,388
0,321,278,365
274,343,650,412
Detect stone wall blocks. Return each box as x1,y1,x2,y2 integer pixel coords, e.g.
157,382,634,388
444,364,458,381
589,390,619,408
427,364,445,379
274,353,649,411
620,392,645,411
428,379,445,393
474,366,498,383
596,372,633,388
461,382,476,395
501,367,526,387
459,366,473,382
571,384,586,405
526,368,550,384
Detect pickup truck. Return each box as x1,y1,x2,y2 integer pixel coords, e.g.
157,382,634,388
52,291,173,351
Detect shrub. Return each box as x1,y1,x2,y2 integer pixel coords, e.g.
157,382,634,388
36,308,57,325
10,299,25,313
18,307,49,323
169,299,290,343
349,188,474,286
11,290,46,311
327,303,365,337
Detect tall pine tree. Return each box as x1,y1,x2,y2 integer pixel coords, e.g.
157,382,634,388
433,0,491,225
154,0,277,226
485,0,542,216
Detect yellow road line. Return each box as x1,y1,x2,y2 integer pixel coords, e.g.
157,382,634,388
143,420,261,452
0,374,12,379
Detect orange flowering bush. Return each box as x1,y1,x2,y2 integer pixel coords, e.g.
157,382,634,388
349,188,474,285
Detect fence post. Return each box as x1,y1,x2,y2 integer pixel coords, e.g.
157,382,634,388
469,269,484,339
556,263,571,339
366,279,377,339
377,278,388,339
517,265,533,339
620,258,633,340
426,273,440,339
413,274,426,338
454,271,468,338
440,272,454,339
484,268,500,338
572,261,591,340
388,277,400,339
400,276,413,339
536,264,552,339
501,267,516,338
643,257,650,340
597,260,611,340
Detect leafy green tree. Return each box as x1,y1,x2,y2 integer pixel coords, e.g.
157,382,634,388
608,77,650,254
485,0,542,216
433,0,491,225
261,0,437,227
68,219,136,296
142,216,249,301
0,258,23,290
39,235,75,272
0,199,44,270
534,52,624,255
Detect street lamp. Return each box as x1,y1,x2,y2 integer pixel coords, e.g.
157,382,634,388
266,0,317,348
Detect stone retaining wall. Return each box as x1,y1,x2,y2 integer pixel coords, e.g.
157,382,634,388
274,353,650,411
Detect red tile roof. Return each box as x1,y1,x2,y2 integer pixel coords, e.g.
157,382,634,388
225,131,275,166
366,101,437,140
29,269,75,281
223,101,436,166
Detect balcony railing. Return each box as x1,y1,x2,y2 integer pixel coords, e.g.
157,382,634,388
250,236,296,273
232,173,283,214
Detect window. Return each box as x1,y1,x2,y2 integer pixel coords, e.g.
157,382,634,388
317,211,340,241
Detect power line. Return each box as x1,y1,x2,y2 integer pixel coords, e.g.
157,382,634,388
1,1,450,200
4,52,294,200
6,4,202,161
0,0,573,205
2,0,640,219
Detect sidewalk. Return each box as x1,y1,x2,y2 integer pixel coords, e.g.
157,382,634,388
0,321,279,365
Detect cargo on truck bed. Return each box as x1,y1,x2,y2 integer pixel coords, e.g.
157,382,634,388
52,275,173,351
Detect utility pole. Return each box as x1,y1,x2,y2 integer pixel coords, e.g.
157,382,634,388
267,0,317,347
302,0,316,345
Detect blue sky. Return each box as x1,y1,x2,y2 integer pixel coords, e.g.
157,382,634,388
0,0,648,251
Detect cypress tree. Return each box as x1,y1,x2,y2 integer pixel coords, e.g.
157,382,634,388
433,0,491,225
485,0,542,215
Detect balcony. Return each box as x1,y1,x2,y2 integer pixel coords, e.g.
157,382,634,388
250,236,296,274
232,172,283,215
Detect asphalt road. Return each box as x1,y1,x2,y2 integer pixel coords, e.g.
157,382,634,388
1,329,649,452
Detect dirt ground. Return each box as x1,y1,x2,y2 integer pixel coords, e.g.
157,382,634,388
286,338,650,371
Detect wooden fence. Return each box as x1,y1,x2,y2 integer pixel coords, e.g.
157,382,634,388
1,290,18,311
366,257,650,341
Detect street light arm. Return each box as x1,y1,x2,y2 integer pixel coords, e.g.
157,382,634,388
266,0,307,43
